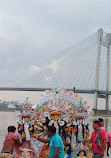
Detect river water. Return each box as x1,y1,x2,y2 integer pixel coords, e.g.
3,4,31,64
0,111,111,158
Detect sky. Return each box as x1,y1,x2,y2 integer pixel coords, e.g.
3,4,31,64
0,0,111,82
0,0,110,109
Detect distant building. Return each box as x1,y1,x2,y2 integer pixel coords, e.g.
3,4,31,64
7,104,16,109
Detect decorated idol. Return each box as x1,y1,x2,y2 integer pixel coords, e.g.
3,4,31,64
33,89,72,140
32,89,76,157
67,94,94,158
17,98,34,158
18,98,35,142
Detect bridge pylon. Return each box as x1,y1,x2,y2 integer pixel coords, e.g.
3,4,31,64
94,28,111,111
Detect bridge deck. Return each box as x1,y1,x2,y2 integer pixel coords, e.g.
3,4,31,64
0,87,111,95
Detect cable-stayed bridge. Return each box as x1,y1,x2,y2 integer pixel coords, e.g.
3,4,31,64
1,28,111,111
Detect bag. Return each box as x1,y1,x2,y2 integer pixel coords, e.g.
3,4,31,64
95,129,101,150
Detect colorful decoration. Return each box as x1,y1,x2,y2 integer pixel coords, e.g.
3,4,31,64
17,99,35,158
33,89,74,135
63,91,94,157
17,89,94,158
31,88,94,157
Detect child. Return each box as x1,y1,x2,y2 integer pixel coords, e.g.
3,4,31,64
64,144,71,158
98,118,105,130
76,150,87,158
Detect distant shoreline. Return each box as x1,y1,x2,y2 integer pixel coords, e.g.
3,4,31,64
0,109,17,112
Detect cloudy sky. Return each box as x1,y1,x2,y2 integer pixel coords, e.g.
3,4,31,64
0,0,111,83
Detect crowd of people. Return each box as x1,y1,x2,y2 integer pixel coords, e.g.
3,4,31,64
0,117,111,158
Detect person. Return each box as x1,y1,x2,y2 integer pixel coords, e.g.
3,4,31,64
89,120,107,158
31,126,64,158
0,126,24,158
64,144,71,158
107,131,111,156
98,118,105,131
76,150,87,158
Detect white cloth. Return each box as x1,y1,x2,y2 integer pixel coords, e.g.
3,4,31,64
30,133,47,157
53,121,59,134
24,122,30,141
71,131,76,152
30,138,44,157
78,124,84,142
66,136,71,144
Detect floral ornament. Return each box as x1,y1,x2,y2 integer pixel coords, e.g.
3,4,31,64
43,126,46,131
34,127,38,131
34,119,38,124
69,127,73,131
68,133,71,138
37,112,40,117
29,127,33,132
87,152,93,158
66,128,69,132
84,135,89,141
74,128,77,132
69,115,73,119
86,143,91,149
71,121,74,125
85,129,88,133
22,132,25,138
40,119,44,123
35,134,40,139
19,125,23,130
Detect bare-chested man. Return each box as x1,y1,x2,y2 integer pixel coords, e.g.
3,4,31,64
0,126,23,158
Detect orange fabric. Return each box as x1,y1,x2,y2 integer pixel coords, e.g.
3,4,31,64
39,144,49,158
62,138,65,148
50,111,61,115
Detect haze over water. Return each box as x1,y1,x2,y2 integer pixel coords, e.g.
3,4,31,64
0,91,110,109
